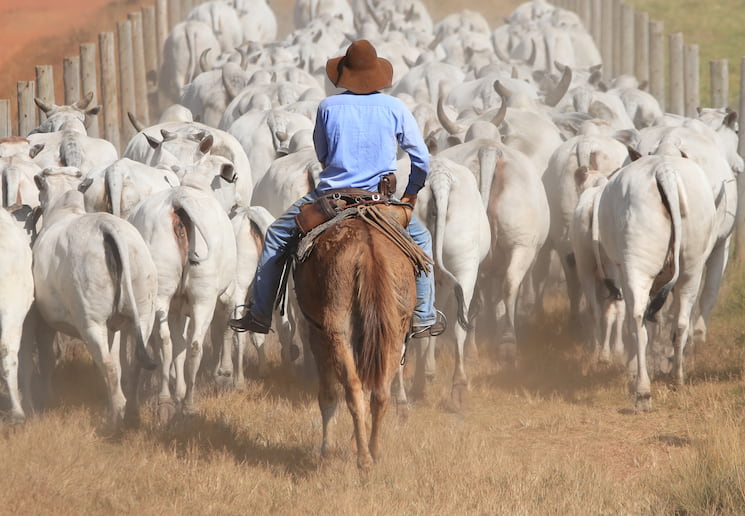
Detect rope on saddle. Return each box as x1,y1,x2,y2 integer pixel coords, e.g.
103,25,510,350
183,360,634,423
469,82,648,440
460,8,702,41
295,204,433,276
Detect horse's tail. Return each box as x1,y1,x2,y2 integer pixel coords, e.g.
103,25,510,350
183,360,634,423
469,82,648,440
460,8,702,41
355,227,405,392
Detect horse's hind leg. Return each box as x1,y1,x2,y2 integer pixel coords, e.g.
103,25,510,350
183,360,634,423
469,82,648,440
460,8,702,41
333,335,373,471
318,363,339,459
369,379,393,463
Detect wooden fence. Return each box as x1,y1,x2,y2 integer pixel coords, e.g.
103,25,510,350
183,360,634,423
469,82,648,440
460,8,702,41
0,0,199,150
0,0,744,257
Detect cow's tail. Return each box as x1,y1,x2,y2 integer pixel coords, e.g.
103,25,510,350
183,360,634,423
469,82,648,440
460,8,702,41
60,131,83,168
3,166,19,207
184,25,198,87
173,195,212,264
102,223,156,370
589,176,622,299
430,167,468,329
478,145,501,210
355,226,404,393
576,137,596,170
104,163,123,217
645,162,683,320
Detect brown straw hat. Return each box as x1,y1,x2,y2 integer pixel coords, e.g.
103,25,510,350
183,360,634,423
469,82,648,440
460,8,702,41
325,40,393,94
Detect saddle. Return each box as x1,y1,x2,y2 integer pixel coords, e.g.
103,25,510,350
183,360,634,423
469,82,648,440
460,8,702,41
291,173,431,273
295,173,408,234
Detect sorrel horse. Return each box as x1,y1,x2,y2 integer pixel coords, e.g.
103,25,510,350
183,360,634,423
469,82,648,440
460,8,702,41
293,215,418,471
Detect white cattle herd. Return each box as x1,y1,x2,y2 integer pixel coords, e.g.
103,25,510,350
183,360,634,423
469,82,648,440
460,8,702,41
0,0,741,430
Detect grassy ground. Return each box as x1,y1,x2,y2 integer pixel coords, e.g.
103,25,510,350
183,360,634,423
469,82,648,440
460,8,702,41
628,0,745,107
1,257,744,514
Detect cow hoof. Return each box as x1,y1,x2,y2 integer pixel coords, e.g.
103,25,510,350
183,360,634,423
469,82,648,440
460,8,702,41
182,402,199,417
396,400,410,422
450,383,467,413
635,393,652,412
157,399,176,425
214,370,233,389
282,344,300,363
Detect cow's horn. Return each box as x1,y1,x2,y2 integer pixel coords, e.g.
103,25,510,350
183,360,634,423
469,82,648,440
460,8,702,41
436,93,464,135
544,65,572,107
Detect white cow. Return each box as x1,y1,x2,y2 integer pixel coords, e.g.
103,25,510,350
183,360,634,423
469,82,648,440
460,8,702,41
128,166,237,420
402,156,490,409
32,167,158,429
158,20,222,109
480,143,550,364
0,154,42,208
539,128,629,324
570,166,625,363
0,208,34,422
79,158,179,218
30,92,101,135
596,155,719,410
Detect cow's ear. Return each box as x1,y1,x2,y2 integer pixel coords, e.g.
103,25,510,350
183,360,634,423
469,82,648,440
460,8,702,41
199,134,214,154
145,134,161,149
724,109,738,129
78,177,93,193
627,145,642,162
29,143,45,159
34,173,46,191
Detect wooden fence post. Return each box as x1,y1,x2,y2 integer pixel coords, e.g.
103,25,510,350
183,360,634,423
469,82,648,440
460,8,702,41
668,32,685,115
684,44,700,118
156,0,169,67
710,59,729,108
80,43,100,137
601,0,613,79
99,32,121,153
168,0,181,32
129,12,151,127
612,0,622,78
17,81,36,137
35,65,54,122
734,57,745,261
649,20,665,111
142,5,159,122
620,2,635,76
591,0,602,54
579,0,591,28
0,100,10,138
634,11,649,86
118,20,137,145
63,56,82,105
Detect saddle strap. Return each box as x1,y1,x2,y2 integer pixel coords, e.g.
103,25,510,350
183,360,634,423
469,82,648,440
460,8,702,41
357,204,433,276
295,204,433,277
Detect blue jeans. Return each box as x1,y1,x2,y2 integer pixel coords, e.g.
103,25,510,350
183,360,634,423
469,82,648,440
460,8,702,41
250,190,437,326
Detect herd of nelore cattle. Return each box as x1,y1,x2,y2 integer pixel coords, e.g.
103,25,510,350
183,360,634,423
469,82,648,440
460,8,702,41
0,0,740,469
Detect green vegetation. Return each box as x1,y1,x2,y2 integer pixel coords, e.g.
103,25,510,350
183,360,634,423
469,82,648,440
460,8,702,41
628,0,745,107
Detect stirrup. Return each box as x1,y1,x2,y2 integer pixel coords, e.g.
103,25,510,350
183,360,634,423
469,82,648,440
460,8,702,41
228,311,272,334
409,309,447,339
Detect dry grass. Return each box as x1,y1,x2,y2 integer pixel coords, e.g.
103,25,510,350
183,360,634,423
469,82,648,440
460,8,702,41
1,258,744,514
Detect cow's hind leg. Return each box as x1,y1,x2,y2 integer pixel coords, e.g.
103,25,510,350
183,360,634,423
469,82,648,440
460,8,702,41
83,324,126,430
0,318,25,423
182,302,214,416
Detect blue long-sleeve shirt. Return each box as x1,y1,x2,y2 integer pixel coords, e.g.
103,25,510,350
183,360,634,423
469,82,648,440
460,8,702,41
313,91,430,195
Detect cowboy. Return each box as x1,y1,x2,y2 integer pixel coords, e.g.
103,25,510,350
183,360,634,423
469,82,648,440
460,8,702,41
229,39,445,338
